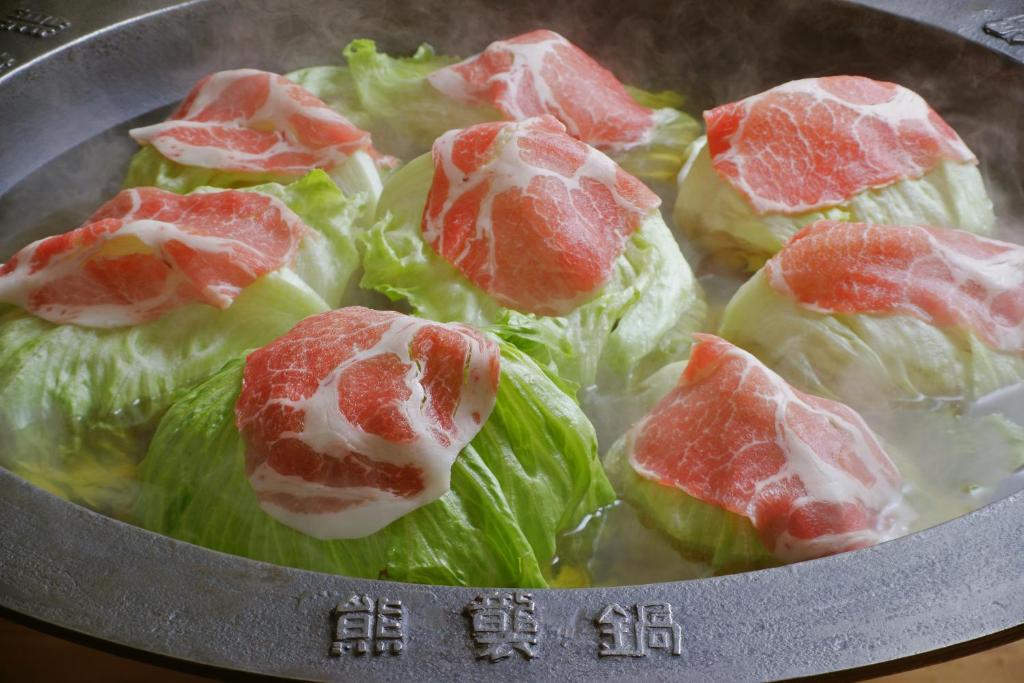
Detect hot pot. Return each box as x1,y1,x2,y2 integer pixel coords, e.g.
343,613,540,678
1,0,1023,679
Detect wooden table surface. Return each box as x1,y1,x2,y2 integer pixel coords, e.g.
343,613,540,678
2,613,1022,681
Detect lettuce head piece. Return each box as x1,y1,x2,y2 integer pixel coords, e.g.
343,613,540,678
600,358,779,573
289,40,499,162
606,341,1024,573
123,68,384,205
360,121,705,444
676,76,995,270
136,318,615,588
604,334,911,571
288,36,700,182
0,172,367,515
719,221,1024,409
718,221,1024,531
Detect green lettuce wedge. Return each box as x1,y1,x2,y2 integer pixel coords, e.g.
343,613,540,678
675,136,996,270
603,360,1024,573
616,86,702,183
604,440,779,574
718,269,1024,410
0,171,367,516
289,40,700,180
291,40,499,161
360,153,705,439
137,339,615,588
600,362,777,573
121,67,384,205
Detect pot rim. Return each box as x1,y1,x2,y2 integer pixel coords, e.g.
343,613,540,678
1,1,1023,680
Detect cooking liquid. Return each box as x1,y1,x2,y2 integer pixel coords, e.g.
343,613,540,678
568,177,1024,587
2,113,1023,588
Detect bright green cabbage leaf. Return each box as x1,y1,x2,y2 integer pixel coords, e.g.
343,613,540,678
136,339,616,588
360,153,705,437
675,136,997,270
124,145,289,195
349,39,497,157
0,172,366,516
236,170,368,308
718,269,1024,409
283,64,369,128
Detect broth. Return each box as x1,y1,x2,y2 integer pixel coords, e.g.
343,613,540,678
3,91,1024,589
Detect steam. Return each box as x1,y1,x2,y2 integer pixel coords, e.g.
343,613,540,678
7,0,1023,249
2,0,1024,584
0,110,162,258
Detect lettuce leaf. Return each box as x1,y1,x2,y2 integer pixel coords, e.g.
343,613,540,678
718,269,1024,409
343,39,499,158
0,172,366,515
289,41,497,161
236,170,368,308
136,340,615,588
123,145,289,195
360,154,705,440
675,136,996,270
283,64,370,128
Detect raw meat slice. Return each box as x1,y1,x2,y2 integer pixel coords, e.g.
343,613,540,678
422,115,660,316
428,29,655,150
131,69,388,174
765,220,1024,353
0,187,307,327
628,334,904,561
705,76,976,214
234,307,500,539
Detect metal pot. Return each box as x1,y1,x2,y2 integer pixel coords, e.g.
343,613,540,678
1,1,1023,679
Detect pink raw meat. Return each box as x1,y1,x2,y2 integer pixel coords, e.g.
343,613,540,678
234,307,500,539
0,186,308,327
765,220,1024,353
131,69,391,174
629,334,904,561
422,115,660,316
429,30,655,150
705,76,975,214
